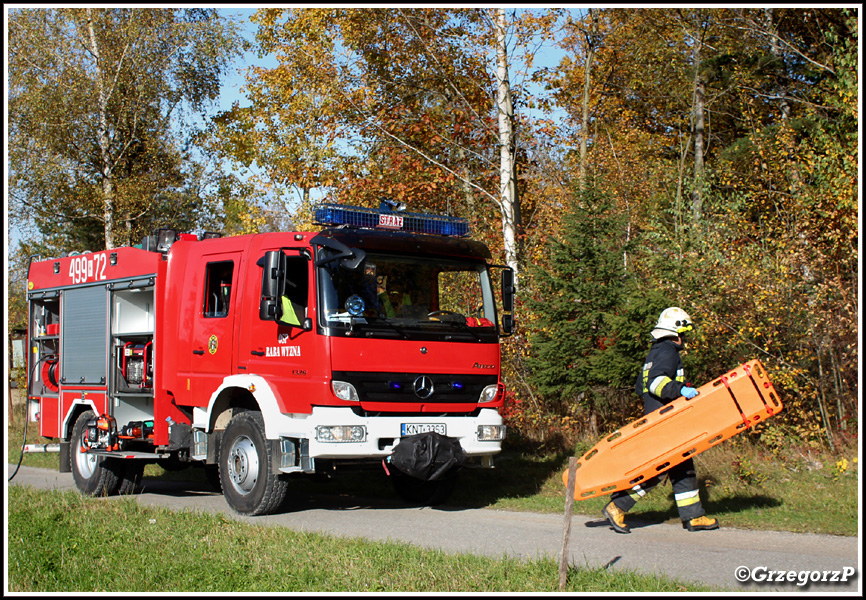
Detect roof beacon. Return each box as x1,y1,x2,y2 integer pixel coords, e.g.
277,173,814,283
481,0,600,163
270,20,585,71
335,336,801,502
313,202,470,238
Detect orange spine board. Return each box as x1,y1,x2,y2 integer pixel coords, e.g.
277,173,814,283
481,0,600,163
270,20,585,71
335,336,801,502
563,359,782,500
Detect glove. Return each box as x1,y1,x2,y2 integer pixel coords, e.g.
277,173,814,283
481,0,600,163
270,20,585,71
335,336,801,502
681,386,699,399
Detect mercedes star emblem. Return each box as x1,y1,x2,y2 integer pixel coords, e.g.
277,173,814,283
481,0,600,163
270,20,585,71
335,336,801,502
412,376,434,399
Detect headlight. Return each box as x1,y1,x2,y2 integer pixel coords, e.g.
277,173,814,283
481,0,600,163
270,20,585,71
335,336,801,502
332,380,360,402
316,425,367,443
479,384,502,403
477,425,506,441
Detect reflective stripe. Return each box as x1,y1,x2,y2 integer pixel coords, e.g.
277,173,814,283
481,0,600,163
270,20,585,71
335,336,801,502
630,484,646,499
650,376,672,397
640,362,653,394
675,489,700,507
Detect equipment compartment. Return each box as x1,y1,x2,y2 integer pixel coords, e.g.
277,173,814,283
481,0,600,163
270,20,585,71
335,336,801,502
29,294,61,396
110,287,156,425
113,287,155,334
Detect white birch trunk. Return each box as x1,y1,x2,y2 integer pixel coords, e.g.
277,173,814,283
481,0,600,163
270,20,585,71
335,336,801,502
86,8,115,249
691,58,705,221
495,8,519,281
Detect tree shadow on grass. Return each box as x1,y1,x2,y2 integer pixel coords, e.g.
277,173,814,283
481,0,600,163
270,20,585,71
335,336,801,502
260,444,574,513
445,447,573,508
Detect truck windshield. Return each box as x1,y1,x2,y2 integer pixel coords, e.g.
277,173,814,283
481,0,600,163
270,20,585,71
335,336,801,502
318,253,497,339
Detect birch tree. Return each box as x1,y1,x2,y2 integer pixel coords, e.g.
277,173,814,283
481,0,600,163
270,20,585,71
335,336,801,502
495,7,520,277
210,8,533,278
8,8,242,249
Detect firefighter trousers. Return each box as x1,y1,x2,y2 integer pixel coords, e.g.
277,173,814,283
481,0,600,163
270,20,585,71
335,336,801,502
609,457,705,522
609,394,706,522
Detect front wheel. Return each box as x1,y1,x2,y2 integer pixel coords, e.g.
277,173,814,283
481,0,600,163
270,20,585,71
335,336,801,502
70,411,122,497
219,411,288,515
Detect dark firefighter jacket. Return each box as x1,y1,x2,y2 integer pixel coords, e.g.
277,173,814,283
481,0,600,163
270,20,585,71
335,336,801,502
635,338,687,406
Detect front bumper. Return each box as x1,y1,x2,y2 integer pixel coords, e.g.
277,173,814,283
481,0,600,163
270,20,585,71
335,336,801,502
278,406,504,460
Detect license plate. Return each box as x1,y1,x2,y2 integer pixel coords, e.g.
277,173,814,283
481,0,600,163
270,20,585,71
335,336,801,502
401,423,446,436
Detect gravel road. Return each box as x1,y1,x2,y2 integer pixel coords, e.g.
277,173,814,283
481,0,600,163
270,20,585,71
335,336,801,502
7,464,861,593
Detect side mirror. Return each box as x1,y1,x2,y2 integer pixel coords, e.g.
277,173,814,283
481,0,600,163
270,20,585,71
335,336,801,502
500,268,515,335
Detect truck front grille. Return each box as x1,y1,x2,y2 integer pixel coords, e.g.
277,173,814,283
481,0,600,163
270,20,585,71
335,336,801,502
332,371,497,404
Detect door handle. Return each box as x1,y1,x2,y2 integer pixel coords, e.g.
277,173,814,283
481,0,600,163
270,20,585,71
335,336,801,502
193,349,205,355
251,349,265,356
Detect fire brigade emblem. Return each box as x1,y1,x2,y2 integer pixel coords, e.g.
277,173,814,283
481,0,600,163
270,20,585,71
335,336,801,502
208,334,218,355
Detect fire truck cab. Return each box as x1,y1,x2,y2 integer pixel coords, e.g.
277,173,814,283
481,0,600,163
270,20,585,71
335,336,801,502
26,203,514,515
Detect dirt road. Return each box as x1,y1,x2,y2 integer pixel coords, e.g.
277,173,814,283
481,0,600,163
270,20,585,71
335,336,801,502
7,464,861,593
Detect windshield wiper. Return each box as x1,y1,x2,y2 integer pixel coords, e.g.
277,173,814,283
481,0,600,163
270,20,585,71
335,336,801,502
446,320,482,342
423,315,483,342
364,316,410,339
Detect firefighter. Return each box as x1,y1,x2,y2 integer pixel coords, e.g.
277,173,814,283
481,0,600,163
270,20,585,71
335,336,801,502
376,273,414,318
602,307,719,534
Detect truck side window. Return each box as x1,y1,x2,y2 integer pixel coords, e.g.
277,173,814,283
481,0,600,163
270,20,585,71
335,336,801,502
204,261,234,318
279,257,308,326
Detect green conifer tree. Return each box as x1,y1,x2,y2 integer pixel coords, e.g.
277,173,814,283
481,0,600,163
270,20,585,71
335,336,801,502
526,184,667,432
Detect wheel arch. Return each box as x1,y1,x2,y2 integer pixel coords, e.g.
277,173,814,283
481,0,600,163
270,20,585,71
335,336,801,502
196,375,287,440
62,401,100,442
209,386,259,432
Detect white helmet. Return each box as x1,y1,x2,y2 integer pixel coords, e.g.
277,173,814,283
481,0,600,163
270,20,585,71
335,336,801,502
651,307,694,340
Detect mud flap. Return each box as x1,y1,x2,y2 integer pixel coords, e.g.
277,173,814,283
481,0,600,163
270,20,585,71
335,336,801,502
59,442,71,473
389,432,466,481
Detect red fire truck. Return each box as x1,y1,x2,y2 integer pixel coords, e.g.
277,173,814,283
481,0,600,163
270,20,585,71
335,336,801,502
25,203,514,515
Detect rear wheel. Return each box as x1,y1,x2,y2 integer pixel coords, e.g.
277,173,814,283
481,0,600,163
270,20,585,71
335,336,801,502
70,411,121,497
219,411,288,515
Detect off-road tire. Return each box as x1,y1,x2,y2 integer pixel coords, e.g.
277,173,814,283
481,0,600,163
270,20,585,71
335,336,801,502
219,411,288,515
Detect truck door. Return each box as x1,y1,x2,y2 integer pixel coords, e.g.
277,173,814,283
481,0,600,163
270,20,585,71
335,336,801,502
185,253,241,405
239,249,320,410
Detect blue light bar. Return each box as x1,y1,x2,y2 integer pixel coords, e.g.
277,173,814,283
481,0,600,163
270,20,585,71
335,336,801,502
313,203,470,237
